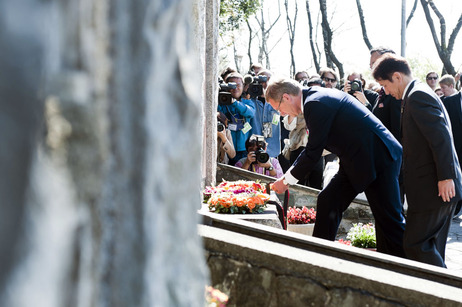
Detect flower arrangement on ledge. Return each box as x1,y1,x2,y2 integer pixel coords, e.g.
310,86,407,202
346,223,376,248
203,180,270,214
287,206,316,224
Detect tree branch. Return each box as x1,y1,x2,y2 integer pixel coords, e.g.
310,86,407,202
355,0,372,50
406,0,418,28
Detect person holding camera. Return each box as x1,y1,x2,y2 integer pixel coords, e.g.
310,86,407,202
248,70,281,159
218,72,255,165
342,72,378,111
235,135,284,178
217,112,236,164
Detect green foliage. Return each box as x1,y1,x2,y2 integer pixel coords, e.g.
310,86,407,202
407,56,442,83
346,223,376,248
219,0,261,34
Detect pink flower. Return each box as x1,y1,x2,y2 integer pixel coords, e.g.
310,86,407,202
287,206,316,224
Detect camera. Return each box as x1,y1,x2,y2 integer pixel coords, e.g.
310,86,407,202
217,122,225,132
348,79,362,95
246,75,268,98
250,135,270,164
218,80,237,106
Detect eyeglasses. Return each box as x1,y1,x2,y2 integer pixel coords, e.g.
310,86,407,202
276,94,284,112
322,77,336,83
427,76,438,80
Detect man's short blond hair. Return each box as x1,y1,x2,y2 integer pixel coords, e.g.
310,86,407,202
265,77,302,102
439,74,455,87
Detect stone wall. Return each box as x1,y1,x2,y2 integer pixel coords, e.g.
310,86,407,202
216,163,374,235
0,1,208,306
200,223,462,307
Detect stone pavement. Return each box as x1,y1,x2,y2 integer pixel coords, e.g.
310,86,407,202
446,213,462,275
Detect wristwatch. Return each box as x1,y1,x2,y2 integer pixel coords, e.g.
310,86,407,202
282,177,289,186
268,166,274,171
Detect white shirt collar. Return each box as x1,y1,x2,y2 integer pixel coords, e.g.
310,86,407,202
401,79,416,100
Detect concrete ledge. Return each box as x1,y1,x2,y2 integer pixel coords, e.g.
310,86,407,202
200,211,462,289
200,204,282,229
200,224,462,306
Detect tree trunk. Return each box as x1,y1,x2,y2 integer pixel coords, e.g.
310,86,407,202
355,0,373,50
406,0,419,28
305,0,320,73
255,0,281,70
319,0,344,80
246,19,254,69
420,0,462,75
285,0,298,77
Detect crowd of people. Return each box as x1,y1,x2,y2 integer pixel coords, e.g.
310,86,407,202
215,47,462,268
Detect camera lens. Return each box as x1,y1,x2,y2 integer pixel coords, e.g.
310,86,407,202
217,122,225,132
255,149,269,164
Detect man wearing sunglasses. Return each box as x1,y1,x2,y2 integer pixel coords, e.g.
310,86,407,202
319,67,339,89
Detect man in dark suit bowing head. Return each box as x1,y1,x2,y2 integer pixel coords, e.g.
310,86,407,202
373,54,462,268
266,77,406,257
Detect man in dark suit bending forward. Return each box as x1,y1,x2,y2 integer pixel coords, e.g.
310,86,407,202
373,54,462,267
267,77,406,257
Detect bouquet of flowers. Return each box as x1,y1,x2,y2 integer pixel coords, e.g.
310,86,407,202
287,206,316,224
346,223,376,248
204,180,270,214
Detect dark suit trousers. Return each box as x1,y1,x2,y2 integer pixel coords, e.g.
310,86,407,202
404,203,456,268
313,139,406,258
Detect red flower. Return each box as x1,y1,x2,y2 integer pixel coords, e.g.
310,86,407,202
287,206,316,224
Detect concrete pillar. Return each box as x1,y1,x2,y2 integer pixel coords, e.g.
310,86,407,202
0,0,209,306
202,0,220,188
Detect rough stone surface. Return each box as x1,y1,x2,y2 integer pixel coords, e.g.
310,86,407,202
201,225,462,307
0,0,208,306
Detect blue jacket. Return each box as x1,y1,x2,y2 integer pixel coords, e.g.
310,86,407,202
218,99,255,152
248,97,281,158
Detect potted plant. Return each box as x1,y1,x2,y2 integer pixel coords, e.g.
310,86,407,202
286,206,316,236
346,223,377,249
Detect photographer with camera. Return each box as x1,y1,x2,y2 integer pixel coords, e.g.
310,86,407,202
342,72,378,111
247,70,281,160
218,72,256,165
235,134,283,178
217,111,236,164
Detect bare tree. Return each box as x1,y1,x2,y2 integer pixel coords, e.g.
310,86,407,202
305,0,321,72
319,0,344,79
284,0,298,77
355,0,373,50
246,20,254,68
255,0,281,69
406,0,419,27
420,0,462,75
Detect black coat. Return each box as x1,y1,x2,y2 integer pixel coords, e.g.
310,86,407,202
402,81,462,212
291,87,402,193
442,92,462,165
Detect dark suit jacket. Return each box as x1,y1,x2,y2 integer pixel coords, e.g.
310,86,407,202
373,91,402,143
442,92,462,164
291,87,402,193
402,81,462,212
